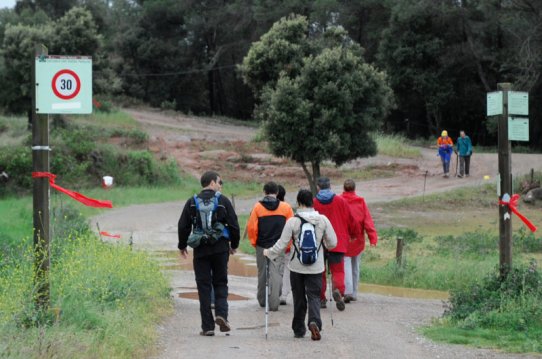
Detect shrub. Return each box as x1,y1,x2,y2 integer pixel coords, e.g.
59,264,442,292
445,262,542,324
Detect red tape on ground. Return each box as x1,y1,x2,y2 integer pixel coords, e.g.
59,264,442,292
32,172,113,208
100,231,121,238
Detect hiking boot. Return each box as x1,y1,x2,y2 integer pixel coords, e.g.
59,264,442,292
308,322,321,341
332,289,345,311
280,298,287,305
200,330,215,336
294,331,306,338
457,174,463,178
320,298,327,309
344,294,352,303
215,316,231,332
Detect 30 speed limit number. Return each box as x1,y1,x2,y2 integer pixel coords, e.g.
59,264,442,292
51,69,81,100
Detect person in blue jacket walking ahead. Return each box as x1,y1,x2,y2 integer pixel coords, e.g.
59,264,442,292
456,130,473,178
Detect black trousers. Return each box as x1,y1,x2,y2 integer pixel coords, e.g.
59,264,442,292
193,251,229,331
290,271,323,336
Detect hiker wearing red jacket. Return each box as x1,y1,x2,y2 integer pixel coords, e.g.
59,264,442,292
313,177,360,311
340,179,378,303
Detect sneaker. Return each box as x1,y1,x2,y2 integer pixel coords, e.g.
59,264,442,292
457,174,463,178
215,316,231,332
280,298,287,305
332,289,345,311
344,294,355,303
200,330,215,336
308,322,321,341
320,298,327,309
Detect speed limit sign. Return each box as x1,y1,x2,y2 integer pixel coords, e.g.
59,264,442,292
36,56,92,114
52,69,81,100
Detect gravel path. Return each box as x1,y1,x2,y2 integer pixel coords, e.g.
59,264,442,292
92,109,542,358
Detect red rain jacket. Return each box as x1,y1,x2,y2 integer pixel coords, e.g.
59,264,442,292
314,194,360,253
340,191,378,257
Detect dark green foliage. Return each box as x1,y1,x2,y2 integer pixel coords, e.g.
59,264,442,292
445,263,542,330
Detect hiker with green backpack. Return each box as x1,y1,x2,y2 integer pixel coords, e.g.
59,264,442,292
263,189,337,341
178,171,240,337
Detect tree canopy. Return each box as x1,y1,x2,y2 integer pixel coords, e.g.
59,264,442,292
242,15,393,192
1,0,542,147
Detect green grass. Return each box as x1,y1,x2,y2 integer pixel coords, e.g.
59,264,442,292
0,235,171,358
71,110,140,129
422,322,542,353
374,132,422,158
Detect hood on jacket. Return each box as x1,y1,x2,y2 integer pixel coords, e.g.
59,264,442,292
296,208,323,225
341,191,364,204
260,195,280,210
316,189,335,204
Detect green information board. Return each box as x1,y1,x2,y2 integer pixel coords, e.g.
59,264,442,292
508,91,529,116
486,91,503,116
35,56,92,114
508,117,529,141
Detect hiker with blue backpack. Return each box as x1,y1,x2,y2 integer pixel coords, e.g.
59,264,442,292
247,181,294,311
178,171,240,336
263,189,337,341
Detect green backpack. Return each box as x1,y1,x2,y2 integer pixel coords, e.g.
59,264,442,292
187,193,226,248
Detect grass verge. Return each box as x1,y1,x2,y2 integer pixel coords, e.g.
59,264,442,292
374,132,422,158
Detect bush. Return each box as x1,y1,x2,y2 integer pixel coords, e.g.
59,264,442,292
445,262,542,324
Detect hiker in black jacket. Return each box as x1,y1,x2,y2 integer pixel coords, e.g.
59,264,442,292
178,171,240,336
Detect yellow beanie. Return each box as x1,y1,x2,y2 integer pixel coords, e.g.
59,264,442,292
441,130,448,137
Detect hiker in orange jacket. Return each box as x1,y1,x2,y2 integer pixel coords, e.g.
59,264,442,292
437,130,454,177
247,181,294,311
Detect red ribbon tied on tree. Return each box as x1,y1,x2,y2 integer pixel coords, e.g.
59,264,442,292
498,193,537,232
32,172,113,208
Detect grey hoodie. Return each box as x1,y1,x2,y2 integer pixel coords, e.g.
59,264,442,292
266,207,337,274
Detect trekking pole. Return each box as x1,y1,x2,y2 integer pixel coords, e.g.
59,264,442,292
265,257,269,340
455,152,459,177
328,262,334,327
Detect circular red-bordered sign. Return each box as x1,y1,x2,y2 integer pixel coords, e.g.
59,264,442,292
51,69,81,100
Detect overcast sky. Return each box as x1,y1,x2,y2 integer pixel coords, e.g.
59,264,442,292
0,0,15,9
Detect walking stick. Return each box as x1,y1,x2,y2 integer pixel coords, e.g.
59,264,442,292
265,257,269,340
328,261,334,327
454,151,459,177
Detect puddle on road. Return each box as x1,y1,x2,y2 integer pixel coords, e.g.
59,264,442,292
155,251,448,300
178,291,249,301
360,283,448,300
154,250,258,277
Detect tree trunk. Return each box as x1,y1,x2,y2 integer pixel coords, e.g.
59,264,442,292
300,161,318,195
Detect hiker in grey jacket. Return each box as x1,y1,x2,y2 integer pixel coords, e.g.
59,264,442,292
264,189,337,341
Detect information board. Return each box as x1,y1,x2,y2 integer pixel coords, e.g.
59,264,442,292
508,117,529,141
36,56,92,114
487,91,503,116
508,91,528,116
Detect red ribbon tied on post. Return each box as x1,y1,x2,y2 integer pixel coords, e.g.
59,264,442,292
99,231,121,239
32,172,113,208
498,194,537,232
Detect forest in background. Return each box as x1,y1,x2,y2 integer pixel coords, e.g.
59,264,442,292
1,0,541,147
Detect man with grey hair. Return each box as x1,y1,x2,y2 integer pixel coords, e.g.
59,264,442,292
313,177,359,311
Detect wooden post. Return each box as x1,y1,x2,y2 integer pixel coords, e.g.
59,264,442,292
395,237,404,266
497,82,513,277
32,44,50,309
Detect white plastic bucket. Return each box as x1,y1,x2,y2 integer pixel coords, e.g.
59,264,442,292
102,176,114,187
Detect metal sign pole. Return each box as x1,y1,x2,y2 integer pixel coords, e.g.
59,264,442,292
32,44,50,309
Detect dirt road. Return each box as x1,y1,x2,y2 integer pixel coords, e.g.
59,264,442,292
94,109,542,358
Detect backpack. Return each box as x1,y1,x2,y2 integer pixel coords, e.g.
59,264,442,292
293,215,322,265
187,193,226,248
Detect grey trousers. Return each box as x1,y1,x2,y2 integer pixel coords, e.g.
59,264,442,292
256,246,284,311
459,155,471,176
344,253,362,299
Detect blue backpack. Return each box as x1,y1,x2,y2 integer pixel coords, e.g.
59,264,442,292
187,192,227,248
293,215,321,265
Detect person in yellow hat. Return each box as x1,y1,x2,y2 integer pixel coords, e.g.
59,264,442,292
437,130,454,177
